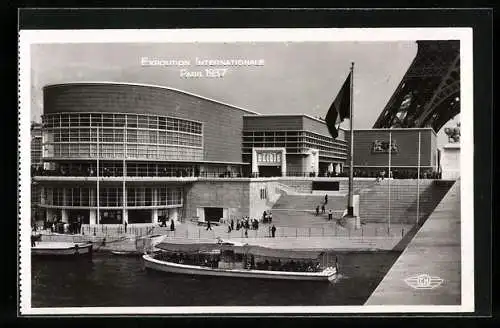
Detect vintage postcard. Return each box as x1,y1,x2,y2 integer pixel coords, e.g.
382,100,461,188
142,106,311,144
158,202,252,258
18,28,474,315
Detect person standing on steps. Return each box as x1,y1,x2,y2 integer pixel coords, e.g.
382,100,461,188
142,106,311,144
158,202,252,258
206,220,212,231
328,209,333,221
170,219,175,231
324,194,328,204
271,225,277,238
315,205,320,216
321,204,325,214
124,220,128,233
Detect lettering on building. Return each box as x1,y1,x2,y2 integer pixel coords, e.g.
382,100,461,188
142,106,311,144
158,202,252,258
371,140,399,153
256,151,281,164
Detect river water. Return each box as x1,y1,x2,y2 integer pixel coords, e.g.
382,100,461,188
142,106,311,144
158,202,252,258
31,251,400,308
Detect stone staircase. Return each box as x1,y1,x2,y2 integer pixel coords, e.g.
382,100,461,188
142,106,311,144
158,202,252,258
358,179,454,224
270,178,381,227
270,193,346,227
272,194,346,210
403,180,455,224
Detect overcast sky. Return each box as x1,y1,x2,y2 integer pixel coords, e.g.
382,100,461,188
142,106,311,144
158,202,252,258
30,41,459,147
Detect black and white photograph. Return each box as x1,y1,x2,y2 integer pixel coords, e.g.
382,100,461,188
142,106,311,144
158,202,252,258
18,27,474,315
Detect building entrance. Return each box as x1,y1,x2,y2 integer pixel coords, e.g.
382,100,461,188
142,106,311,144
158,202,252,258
99,210,122,224
128,210,151,224
258,165,282,177
67,209,90,224
204,207,223,223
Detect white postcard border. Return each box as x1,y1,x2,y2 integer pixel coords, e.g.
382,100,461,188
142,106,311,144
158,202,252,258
19,27,474,315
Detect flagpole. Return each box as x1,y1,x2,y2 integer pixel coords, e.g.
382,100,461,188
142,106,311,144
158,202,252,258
347,62,355,216
96,126,100,225
123,126,127,225
416,131,421,225
388,129,392,234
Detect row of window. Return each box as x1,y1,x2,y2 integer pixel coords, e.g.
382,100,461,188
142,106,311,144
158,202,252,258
45,128,202,147
42,113,202,134
243,131,302,137
40,186,183,207
45,144,203,161
242,139,347,153
242,130,348,160
31,138,43,164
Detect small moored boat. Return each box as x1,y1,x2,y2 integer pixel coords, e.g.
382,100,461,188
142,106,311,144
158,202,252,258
31,241,93,257
143,239,337,282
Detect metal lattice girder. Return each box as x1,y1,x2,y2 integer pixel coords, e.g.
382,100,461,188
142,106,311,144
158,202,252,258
373,40,460,133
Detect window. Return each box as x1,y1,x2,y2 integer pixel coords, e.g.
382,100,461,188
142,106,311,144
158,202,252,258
260,188,267,200
127,115,137,128
138,116,148,129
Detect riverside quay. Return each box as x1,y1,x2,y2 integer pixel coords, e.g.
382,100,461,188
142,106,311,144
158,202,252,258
31,82,439,226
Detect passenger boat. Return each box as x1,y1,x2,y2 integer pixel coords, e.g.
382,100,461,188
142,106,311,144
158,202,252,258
31,241,93,257
143,240,338,281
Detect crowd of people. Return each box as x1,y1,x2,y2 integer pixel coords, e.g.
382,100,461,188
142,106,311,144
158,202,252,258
33,165,441,180
222,212,277,238
334,169,442,180
33,215,84,234
31,166,244,179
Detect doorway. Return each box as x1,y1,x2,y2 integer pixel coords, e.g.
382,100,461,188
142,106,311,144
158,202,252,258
204,207,223,222
258,166,281,177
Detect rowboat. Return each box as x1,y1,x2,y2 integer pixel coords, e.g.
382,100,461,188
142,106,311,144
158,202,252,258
143,239,337,282
111,250,141,256
31,241,93,257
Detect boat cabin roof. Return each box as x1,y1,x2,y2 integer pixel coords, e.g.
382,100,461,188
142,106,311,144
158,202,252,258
156,242,323,260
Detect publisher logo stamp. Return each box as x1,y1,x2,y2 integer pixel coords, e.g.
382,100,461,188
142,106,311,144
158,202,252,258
404,274,444,290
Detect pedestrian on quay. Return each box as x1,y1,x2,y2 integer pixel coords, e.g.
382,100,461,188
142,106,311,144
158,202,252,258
328,209,333,221
124,220,128,233
321,204,325,214
271,225,277,238
206,220,212,231
77,216,82,234
230,219,234,231
315,205,320,216
324,194,328,204
170,219,175,231
244,228,248,238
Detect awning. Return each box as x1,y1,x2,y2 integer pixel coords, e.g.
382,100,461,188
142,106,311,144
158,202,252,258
155,242,221,254
156,242,323,260
246,246,323,260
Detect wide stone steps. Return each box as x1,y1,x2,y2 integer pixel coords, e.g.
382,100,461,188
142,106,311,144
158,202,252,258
272,195,346,210
358,181,454,224
270,209,343,228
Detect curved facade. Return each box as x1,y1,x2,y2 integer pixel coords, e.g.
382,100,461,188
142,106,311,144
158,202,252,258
42,112,204,162
44,83,256,163
36,82,256,225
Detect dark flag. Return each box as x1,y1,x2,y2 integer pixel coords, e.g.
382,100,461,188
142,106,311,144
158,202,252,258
325,72,352,139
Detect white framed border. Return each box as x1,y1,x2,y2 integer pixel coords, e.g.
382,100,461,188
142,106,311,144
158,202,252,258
19,27,474,315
